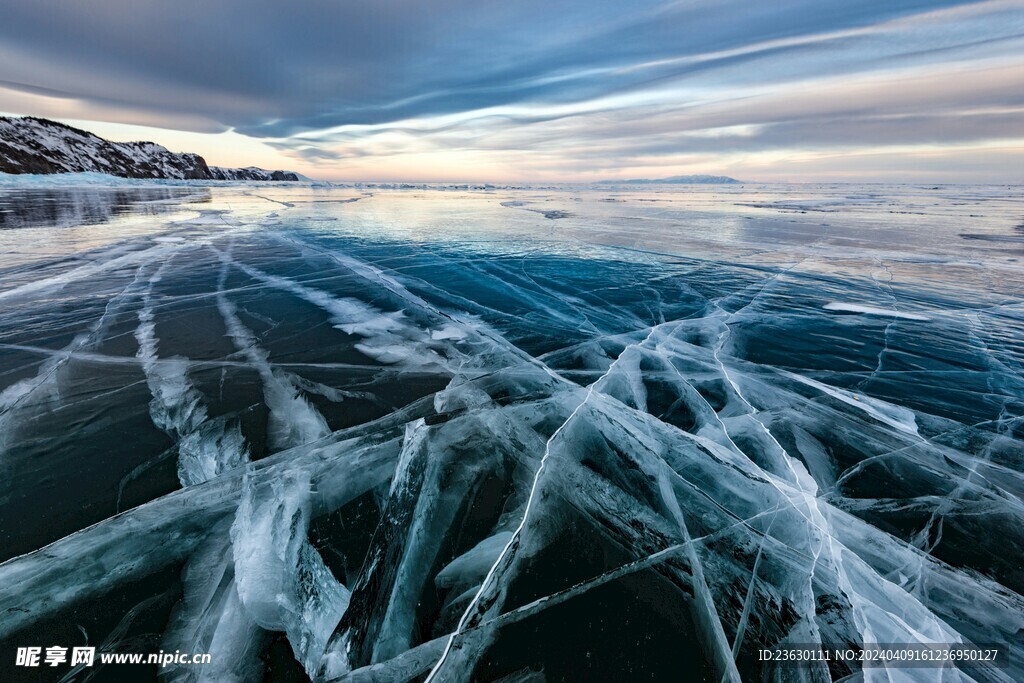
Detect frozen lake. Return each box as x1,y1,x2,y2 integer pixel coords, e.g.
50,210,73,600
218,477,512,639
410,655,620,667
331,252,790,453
0,179,1022,682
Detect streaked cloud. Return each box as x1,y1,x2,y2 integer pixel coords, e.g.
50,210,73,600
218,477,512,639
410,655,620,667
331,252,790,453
0,0,1021,181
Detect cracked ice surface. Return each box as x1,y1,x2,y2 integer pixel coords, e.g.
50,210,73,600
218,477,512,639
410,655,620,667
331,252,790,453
0,182,1022,682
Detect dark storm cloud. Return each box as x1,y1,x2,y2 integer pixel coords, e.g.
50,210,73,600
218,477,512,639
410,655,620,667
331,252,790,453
0,0,1003,137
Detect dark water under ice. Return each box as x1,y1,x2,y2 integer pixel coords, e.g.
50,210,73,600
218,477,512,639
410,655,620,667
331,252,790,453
0,181,1022,682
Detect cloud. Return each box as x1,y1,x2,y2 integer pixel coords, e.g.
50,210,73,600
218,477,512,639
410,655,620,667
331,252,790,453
0,0,1021,179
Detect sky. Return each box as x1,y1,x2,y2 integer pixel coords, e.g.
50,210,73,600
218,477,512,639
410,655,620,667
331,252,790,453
1,0,1022,183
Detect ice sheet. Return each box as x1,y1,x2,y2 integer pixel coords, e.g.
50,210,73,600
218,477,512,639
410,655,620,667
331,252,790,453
0,182,1021,682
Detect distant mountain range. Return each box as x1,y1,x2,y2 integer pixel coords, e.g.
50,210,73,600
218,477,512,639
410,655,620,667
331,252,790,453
0,116,300,181
597,174,740,184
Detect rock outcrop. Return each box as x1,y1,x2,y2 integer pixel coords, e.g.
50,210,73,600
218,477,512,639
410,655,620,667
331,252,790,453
0,116,299,181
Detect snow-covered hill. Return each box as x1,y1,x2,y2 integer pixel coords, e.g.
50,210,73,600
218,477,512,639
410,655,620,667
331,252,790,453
0,116,299,181
597,174,740,184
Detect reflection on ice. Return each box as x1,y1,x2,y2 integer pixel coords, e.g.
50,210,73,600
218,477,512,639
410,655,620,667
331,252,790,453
0,182,1022,682
0,186,207,230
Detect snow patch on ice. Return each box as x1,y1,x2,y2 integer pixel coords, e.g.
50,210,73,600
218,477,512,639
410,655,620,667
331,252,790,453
823,302,930,320
135,262,250,486
430,324,468,341
213,246,330,451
